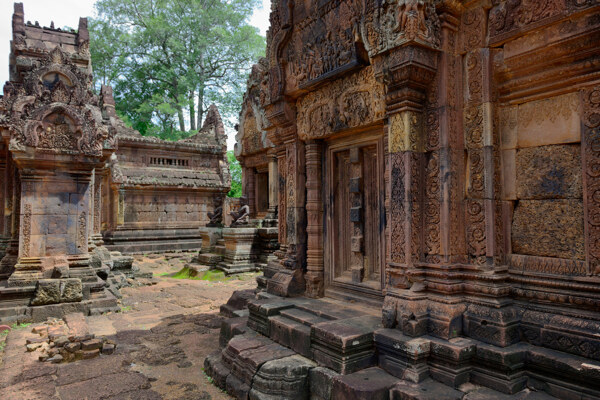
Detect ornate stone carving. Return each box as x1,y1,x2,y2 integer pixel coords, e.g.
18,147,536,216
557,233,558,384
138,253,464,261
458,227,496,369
297,68,385,140
3,47,115,157
488,0,566,42
283,0,364,91
230,196,250,227
582,85,600,275
363,0,441,57
78,211,87,252
390,153,407,264
21,204,32,257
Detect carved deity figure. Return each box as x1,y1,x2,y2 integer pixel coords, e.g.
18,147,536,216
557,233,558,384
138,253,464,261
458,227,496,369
207,195,224,227
230,196,250,227
396,0,427,40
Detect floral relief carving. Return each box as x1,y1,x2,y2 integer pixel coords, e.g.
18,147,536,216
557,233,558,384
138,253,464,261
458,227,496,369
21,204,32,257
390,153,406,264
78,211,87,252
466,199,486,263
582,86,600,274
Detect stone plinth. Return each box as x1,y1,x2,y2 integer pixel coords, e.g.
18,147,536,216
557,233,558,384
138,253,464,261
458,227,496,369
200,227,223,254
216,228,260,274
196,227,224,268
256,228,279,269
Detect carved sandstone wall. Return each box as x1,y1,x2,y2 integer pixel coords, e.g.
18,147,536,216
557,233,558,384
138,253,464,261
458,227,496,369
248,0,600,395
103,105,231,254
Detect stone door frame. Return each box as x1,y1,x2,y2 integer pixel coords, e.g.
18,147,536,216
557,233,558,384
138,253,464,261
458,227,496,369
323,129,386,304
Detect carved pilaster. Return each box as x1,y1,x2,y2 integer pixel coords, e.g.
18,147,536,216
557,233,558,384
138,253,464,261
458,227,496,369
305,140,324,298
377,39,439,292
582,85,600,275
276,148,287,257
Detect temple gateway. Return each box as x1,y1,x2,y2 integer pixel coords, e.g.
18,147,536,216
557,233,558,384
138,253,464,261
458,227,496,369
208,0,600,399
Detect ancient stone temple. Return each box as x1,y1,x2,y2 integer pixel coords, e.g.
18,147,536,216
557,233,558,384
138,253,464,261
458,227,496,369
0,3,230,323
103,104,231,254
0,4,125,321
208,0,600,399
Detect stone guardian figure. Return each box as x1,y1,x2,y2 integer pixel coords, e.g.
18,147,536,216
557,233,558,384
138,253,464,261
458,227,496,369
230,196,250,227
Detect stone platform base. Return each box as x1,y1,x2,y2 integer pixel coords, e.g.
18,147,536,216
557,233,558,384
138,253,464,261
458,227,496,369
206,293,600,400
103,228,202,254
0,286,119,324
215,263,260,275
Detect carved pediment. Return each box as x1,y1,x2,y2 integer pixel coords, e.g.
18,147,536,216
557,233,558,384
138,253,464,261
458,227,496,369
297,67,385,140
2,47,116,157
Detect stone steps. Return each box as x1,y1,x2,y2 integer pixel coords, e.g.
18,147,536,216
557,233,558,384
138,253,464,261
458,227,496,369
208,292,577,399
279,307,331,326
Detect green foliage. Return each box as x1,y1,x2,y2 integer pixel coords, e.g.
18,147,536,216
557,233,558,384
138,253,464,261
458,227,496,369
227,150,242,198
10,322,31,330
89,0,266,140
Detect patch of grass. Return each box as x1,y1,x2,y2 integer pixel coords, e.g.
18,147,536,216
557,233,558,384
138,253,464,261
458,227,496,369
10,322,31,330
167,267,234,282
120,306,132,313
200,270,230,282
154,272,170,277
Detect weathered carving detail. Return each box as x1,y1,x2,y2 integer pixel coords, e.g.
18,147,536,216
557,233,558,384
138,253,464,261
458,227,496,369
297,68,385,140
3,47,115,157
305,141,324,297
519,92,580,128
509,254,588,276
582,86,600,275
488,0,566,41
283,0,363,90
21,203,32,257
78,211,87,252
363,0,441,57
390,153,406,264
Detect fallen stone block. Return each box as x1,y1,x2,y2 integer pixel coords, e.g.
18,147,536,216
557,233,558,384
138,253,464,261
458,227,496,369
81,338,103,351
101,343,115,355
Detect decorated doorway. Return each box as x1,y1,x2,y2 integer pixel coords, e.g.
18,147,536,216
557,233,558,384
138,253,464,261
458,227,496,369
325,134,385,301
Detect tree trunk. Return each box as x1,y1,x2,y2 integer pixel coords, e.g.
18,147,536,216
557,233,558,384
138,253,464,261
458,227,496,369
196,85,204,129
177,106,186,132
189,90,196,131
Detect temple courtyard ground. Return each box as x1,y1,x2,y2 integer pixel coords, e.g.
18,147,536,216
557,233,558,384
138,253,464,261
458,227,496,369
0,253,258,400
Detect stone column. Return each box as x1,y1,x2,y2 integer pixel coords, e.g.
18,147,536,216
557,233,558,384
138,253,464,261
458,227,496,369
381,48,438,294
0,160,19,279
243,165,256,219
305,140,324,298
275,148,287,256
267,137,306,296
263,153,279,226
89,167,106,247
0,144,7,260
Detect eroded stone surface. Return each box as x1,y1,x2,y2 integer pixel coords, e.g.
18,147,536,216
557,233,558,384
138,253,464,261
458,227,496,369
512,200,585,260
516,145,582,200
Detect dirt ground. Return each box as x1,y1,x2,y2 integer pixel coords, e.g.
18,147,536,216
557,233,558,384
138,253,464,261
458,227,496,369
0,253,259,400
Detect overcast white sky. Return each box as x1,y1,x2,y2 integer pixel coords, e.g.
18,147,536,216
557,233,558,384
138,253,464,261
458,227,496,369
0,0,271,150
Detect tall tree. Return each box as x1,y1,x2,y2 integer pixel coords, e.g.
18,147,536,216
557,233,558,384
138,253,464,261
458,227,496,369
89,0,265,139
